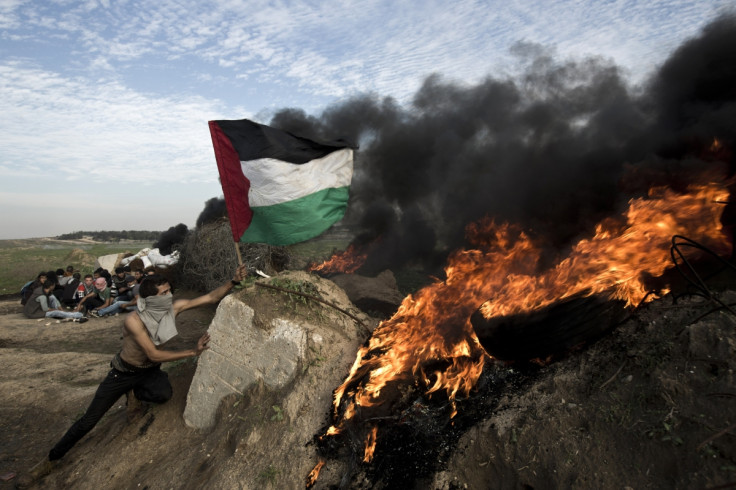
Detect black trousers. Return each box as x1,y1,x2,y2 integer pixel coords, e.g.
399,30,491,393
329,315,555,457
81,296,104,312
48,365,172,460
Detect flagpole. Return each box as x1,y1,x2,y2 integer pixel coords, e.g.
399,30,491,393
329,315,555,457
234,241,243,265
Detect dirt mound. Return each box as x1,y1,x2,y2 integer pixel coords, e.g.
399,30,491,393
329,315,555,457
64,248,96,268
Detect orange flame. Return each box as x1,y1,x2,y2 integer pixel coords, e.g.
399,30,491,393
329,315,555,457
309,243,368,274
306,460,325,488
327,182,730,439
363,426,378,462
480,184,729,318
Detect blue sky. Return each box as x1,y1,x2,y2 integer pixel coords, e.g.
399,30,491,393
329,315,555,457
0,0,732,239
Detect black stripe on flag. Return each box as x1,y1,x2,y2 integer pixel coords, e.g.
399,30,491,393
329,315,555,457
213,119,353,164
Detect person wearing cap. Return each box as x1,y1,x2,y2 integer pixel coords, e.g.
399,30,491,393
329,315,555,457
17,264,248,487
91,275,139,317
74,277,112,315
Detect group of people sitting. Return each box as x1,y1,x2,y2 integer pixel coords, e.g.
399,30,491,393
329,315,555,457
21,264,156,322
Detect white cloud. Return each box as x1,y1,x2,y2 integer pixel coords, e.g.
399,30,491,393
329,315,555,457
0,0,24,29
0,61,238,187
6,0,732,101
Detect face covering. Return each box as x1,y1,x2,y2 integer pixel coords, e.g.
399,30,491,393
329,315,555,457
137,293,177,345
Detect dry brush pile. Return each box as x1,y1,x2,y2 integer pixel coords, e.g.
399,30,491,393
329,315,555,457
175,220,290,291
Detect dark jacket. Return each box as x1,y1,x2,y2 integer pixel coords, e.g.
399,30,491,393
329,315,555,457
111,276,128,297
62,278,81,305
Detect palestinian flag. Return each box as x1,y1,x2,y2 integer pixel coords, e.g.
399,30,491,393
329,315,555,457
208,118,354,246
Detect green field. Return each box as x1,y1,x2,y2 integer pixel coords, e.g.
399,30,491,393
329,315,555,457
0,239,154,295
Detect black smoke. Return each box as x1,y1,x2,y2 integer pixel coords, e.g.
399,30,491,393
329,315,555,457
196,197,228,227
203,15,736,275
154,223,189,256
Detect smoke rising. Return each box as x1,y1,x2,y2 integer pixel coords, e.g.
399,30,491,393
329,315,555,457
196,197,228,228
154,223,189,256
201,15,736,275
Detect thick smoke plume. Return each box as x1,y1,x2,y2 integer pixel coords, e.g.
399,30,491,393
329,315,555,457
201,15,736,275
154,223,189,256
196,197,228,228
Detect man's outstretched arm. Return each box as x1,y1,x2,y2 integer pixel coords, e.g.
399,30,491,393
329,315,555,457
173,264,247,315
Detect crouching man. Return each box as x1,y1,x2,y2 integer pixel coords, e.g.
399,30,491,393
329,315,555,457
23,282,88,323
18,264,248,487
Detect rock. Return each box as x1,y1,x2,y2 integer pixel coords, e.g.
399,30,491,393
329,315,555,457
328,270,405,316
184,270,369,430
94,253,122,272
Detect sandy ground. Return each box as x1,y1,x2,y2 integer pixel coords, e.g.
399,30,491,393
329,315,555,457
0,294,215,489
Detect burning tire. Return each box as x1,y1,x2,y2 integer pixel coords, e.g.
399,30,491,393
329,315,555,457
471,292,629,362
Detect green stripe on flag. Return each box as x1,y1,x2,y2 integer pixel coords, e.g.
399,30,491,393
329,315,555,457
239,187,350,246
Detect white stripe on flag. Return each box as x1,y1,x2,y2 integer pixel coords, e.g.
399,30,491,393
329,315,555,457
242,148,354,207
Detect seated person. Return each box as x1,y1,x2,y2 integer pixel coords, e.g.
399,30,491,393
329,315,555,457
131,269,144,284
41,270,68,309
21,272,47,305
24,282,88,323
61,273,82,308
59,266,75,286
111,267,133,301
99,269,112,287
94,276,140,317
75,278,112,315
75,275,94,304
45,270,65,304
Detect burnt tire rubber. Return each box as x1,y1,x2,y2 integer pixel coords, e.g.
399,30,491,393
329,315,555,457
471,292,629,362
